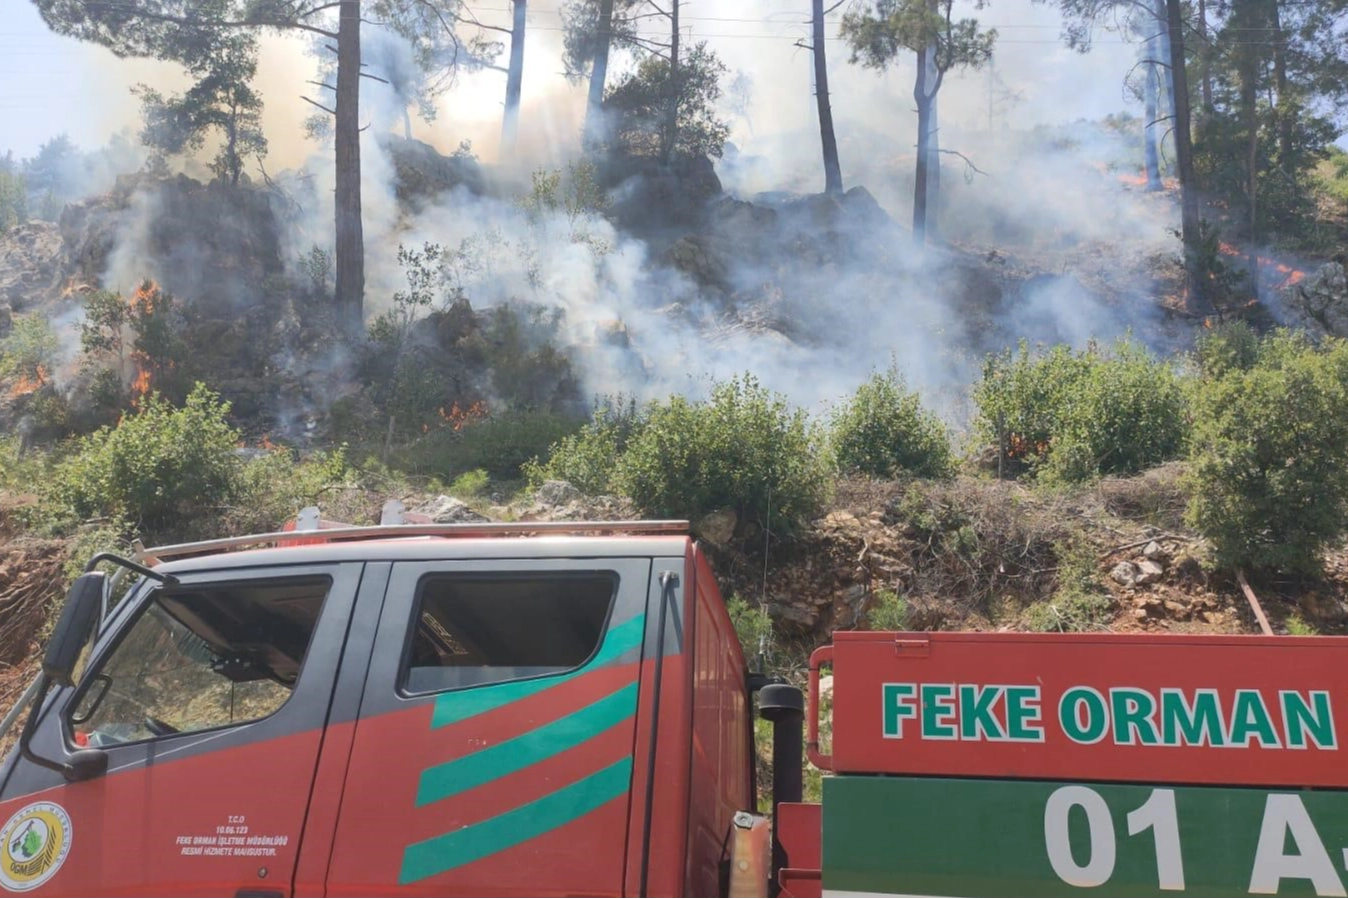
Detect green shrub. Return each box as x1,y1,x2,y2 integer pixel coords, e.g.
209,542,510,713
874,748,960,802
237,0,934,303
831,367,953,479
866,589,909,630
523,394,642,494
43,383,241,532
449,468,490,498
975,338,1187,483
615,375,830,535
1026,536,1113,632
231,444,354,534
726,595,774,664
1186,331,1348,573
1195,319,1260,377
394,410,580,481
0,313,58,382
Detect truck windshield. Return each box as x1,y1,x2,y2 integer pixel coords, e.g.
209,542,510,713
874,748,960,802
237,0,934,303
67,577,330,748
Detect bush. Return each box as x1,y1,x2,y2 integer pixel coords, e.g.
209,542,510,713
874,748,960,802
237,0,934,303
43,383,241,532
523,395,642,494
831,368,953,479
1025,537,1112,632
394,410,581,482
615,375,830,535
974,339,1187,483
865,589,909,630
1186,331,1348,573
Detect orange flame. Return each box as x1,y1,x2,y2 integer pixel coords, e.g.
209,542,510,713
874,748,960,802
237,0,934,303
6,364,49,399
437,401,489,432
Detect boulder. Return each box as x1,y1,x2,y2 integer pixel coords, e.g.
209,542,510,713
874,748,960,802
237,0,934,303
1142,541,1167,561
1111,561,1140,587
1136,559,1165,585
534,480,582,508
693,508,737,547
1281,262,1348,336
413,495,490,524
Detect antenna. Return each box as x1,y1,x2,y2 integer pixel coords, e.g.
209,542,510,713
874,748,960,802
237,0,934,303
757,483,771,673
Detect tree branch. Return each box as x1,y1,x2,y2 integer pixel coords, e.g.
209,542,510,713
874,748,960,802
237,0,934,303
83,3,340,37
295,2,343,17
307,80,337,91
301,95,337,115
360,71,391,84
937,148,988,177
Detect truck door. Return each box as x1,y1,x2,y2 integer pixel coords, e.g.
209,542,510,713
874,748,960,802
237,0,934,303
0,562,364,897
325,557,653,896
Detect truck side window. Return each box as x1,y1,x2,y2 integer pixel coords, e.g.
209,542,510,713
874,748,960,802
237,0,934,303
66,577,331,748
401,573,615,694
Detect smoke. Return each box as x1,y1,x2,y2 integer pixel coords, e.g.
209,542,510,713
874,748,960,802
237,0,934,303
16,0,1207,430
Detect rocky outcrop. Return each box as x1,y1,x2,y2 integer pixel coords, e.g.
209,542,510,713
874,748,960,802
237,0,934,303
0,222,67,310
1281,262,1348,336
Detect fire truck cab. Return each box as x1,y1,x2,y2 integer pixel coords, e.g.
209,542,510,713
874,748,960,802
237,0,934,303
0,512,797,897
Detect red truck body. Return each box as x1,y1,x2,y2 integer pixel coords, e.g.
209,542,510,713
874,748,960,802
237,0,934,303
7,517,1348,897
0,523,756,896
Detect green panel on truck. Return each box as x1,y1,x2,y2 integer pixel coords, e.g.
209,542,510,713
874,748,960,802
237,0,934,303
822,775,1348,897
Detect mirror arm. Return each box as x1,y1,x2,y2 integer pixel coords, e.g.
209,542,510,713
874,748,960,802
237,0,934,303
18,677,110,784
84,553,176,583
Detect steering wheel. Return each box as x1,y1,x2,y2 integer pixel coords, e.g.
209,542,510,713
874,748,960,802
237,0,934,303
143,715,180,737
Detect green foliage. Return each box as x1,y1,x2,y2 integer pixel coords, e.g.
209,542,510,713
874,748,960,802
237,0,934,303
615,375,831,535
726,595,774,665
230,444,354,534
523,394,641,494
841,0,996,75
42,384,241,532
974,338,1187,483
1186,331,1348,574
393,411,581,482
1286,611,1319,636
603,42,731,161
1195,318,1260,377
560,0,642,82
0,314,58,382
133,31,266,185
1024,537,1111,632
0,153,26,233
300,245,333,294
448,468,490,498
866,589,909,631
21,134,78,220
831,367,953,479
532,377,828,534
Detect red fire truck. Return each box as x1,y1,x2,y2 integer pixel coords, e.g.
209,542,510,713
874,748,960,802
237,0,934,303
1,512,1345,897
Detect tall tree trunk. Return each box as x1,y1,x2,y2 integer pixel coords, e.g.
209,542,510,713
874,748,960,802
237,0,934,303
335,0,365,332
1197,0,1213,115
1242,66,1259,272
661,0,679,165
1144,38,1161,190
1153,0,1175,159
1271,0,1292,166
402,107,413,141
583,0,615,150
912,58,931,246
501,0,527,155
924,46,941,239
1165,0,1206,313
813,0,842,195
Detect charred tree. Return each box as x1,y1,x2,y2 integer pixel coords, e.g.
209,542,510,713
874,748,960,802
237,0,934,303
662,0,680,165
1143,35,1162,190
913,49,935,243
1164,0,1206,313
584,0,616,149
501,0,528,154
812,0,844,195
1197,0,1214,116
922,41,941,235
334,0,365,332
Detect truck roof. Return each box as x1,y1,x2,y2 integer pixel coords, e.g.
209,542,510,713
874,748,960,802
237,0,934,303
134,519,695,576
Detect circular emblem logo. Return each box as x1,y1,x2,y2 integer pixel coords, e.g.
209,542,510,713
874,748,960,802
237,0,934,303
0,803,72,892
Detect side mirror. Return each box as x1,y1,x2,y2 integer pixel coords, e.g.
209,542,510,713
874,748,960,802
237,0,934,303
43,573,105,687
